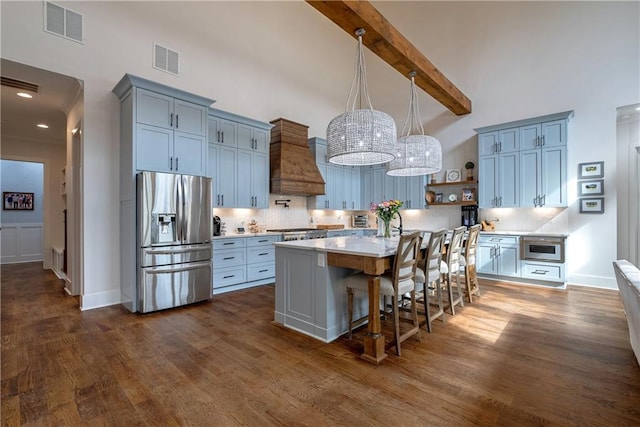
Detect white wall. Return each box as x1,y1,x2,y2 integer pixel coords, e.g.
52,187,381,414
1,1,637,307
617,112,640,267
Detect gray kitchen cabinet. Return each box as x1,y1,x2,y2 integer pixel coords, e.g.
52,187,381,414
520,144,567,208
307,137,362,210
237,149,269,208
476,111,573,209
237,123,269,152
521,260,565,282
213,234,278,294
207,142,237,207
361,165,385,208
477,235,519,277
208,109,272,209
133,87,207,176
478,151,518,208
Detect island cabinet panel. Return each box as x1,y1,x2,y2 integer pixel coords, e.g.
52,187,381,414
477,235,519,277
476,111,572,208
274,246,365,342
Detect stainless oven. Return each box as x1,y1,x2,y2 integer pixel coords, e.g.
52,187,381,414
521,236,565,263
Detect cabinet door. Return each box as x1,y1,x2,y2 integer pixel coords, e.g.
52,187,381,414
478,155,498,208
236,149,252,208
372,167,385,204
361,167,374,209
251,151,269,208
519,124,541,151
174,100,206,136
252,128,269,153
326,165,343,209
349,167,361,210
136,124,173,172
497,245,519,277
136,89,172,129
541,119,566,147
478,132,498,156
407,175,425,209
174,132,206,176
498,152,519,207
382,173,395,201
236,123,253,151
519,149,541,207
217,145,237,207
498,127,519,153
541,145,566,207
477,242,497,274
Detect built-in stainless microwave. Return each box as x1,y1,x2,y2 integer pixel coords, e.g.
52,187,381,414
521,236,565,263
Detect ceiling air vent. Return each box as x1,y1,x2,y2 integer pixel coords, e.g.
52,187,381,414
43,1,85,44
1,77,39,93
153,43,180,76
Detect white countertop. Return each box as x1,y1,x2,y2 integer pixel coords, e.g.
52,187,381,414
479,231,569,238
274,235,403,257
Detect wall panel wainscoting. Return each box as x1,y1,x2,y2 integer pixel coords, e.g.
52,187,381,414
0,223,43,264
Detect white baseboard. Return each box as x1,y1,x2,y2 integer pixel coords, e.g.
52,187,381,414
567,273,617,290
80,289,121,311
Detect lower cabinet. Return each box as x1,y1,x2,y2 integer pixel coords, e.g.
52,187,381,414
477,235,520,277
212,235,278,294
477,233,566,286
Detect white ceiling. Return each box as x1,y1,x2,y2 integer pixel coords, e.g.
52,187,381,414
1,58,81,145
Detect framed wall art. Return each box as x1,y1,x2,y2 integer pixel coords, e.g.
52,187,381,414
3,192,34,210
579,197,604,214
578,161,604,179
435,192,443,203
578,179,604,196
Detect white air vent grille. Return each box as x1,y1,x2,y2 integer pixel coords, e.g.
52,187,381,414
43,1,85,44
153,43,180,76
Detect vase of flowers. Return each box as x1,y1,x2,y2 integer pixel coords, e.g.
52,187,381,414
370,199,403,238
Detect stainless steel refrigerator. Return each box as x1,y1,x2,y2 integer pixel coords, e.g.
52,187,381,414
137,171,212,313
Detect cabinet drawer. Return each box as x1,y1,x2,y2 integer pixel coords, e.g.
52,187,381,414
212,248,246,267
246,235,278,247
247,261,275,282
521,262,564,282
213,238,246,250
247,246,275,262
479,235,518,245
213,266,246,288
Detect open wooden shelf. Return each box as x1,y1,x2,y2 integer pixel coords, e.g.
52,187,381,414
428,180,477,187
428,201,478,206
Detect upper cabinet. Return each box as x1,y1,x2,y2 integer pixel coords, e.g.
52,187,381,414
475,111,573,209
207,109,272,209
113,74,212,179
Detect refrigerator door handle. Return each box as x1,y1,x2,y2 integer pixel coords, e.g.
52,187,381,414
176,175,184,242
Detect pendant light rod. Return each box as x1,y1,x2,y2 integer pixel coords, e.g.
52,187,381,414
345,28,373,112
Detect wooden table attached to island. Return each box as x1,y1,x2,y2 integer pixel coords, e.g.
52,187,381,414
273,236,401,364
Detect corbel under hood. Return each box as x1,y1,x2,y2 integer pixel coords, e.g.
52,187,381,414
269,118,325,196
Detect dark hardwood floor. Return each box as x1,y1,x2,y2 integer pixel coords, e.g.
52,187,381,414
2,262,639,426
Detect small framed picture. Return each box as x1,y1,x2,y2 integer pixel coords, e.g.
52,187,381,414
579,197,605,214
435,193,443,203
578,179,604,196
462,188,476,202
578,161,604,179
3,192,34,210
445,169,462,183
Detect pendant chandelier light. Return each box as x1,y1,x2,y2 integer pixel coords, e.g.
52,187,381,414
326,28,397,166
387,71,442,176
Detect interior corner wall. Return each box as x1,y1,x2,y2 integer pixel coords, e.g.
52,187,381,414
66,90,84,297
617,115,640,267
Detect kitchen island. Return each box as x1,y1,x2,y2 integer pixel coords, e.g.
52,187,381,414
274,235,404,363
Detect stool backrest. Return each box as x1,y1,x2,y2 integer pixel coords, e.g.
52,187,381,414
393,231,422,287
424,229,446,277
464,224,481,265
446,226,466,270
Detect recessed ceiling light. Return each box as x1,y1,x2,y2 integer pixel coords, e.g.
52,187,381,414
636,107,640,111
37,123,49,129
17,92,33,99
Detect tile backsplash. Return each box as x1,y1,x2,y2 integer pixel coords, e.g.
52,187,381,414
214,196,568,235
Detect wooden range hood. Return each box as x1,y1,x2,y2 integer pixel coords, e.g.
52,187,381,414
269,118,326,196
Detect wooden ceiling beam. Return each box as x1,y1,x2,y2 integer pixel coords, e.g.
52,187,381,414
306,0,472,115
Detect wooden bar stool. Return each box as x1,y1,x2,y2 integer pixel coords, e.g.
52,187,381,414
414,229,447,332
441,226,466,315
459,224,482,303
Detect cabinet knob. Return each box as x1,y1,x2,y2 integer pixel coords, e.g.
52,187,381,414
170,113,173,127
175,114,179,128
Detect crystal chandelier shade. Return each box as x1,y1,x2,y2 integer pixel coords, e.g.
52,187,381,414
327,29,397,166
387,72,442,176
